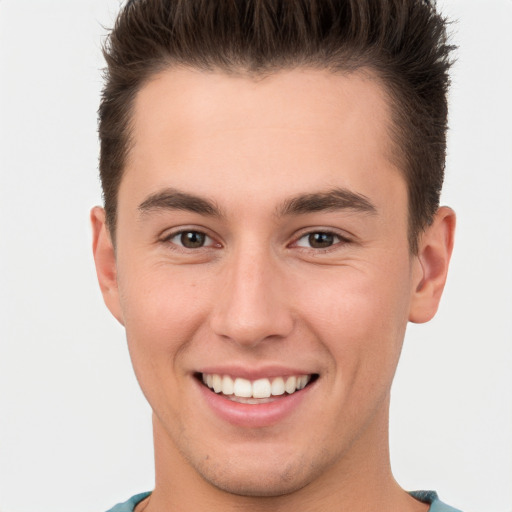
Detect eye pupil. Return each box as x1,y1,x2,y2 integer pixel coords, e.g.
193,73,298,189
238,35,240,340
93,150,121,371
181,231,205,248
309,232,334,248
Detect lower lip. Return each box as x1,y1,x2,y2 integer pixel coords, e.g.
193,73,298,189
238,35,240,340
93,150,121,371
196,378,315,428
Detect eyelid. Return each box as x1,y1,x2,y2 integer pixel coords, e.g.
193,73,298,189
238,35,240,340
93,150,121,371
160,227,222,249
290,228,353,250
158,226,353,252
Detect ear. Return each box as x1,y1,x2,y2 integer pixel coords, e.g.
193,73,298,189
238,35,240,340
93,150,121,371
90,206,124,325
409,206,456,324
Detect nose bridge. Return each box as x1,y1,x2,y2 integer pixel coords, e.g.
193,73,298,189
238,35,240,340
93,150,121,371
210,241,293,347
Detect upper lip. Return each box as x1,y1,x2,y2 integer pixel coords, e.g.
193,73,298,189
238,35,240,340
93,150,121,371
195,365,318,380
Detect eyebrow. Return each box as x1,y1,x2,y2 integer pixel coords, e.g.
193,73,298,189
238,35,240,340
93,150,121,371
138,188,223,218
137,186,377,219
278,187,377,216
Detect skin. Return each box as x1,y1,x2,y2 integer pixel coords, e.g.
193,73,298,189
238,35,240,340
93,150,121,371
92,68,455,512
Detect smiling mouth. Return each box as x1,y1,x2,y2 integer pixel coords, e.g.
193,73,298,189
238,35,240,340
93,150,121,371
197,373,318,404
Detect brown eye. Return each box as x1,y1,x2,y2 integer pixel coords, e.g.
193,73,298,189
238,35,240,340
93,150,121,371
164,229,220,252
308,232,336,248
179,231,206,248
294,231,346,250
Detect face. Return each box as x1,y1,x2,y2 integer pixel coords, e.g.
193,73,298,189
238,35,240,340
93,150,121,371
93,68,443,498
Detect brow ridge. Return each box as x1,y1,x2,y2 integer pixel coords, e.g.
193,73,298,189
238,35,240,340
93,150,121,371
278,188,377,216
138,188,223,217
138,186,376,219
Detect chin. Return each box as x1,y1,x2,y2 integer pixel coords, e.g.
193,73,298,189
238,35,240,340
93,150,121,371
191,452,324,498
202,471,310,498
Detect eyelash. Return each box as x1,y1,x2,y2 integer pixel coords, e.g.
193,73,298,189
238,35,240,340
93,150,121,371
292,231,351,252
161,229,219,250
160,228,351,253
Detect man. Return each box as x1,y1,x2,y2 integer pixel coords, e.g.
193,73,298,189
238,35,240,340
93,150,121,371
91,0,458,511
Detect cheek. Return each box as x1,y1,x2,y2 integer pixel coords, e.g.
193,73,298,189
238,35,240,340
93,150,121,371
120,263,205,326
294,262,412,379
115,263,217,429
117,263,211,375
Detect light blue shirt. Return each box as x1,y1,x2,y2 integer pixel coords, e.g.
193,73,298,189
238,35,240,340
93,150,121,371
106,490,463,511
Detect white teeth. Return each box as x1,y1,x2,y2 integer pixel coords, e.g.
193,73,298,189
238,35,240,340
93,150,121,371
285,376,297,394
252,378,272,399
297,376,308,390
233,378,252,397
222,375,234,395
212,374,222,393
271,377,285,396
201,373,312,399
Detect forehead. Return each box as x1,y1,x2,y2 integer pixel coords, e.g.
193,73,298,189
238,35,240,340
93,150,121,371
122,67,404,215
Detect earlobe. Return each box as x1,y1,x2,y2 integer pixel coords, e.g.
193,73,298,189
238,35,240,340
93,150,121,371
90,206,124,325
409,206,456,324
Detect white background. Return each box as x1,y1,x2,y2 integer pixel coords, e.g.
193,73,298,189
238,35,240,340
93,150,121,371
0,1,511,511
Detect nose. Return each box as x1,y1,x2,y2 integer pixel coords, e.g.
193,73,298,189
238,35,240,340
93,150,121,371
209,246,294,348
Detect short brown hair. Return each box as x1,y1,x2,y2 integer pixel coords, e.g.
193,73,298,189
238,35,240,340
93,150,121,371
99,0,455,252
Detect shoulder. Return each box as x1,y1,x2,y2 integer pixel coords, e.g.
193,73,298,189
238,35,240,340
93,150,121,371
410,491,464,512
105,492,152,512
